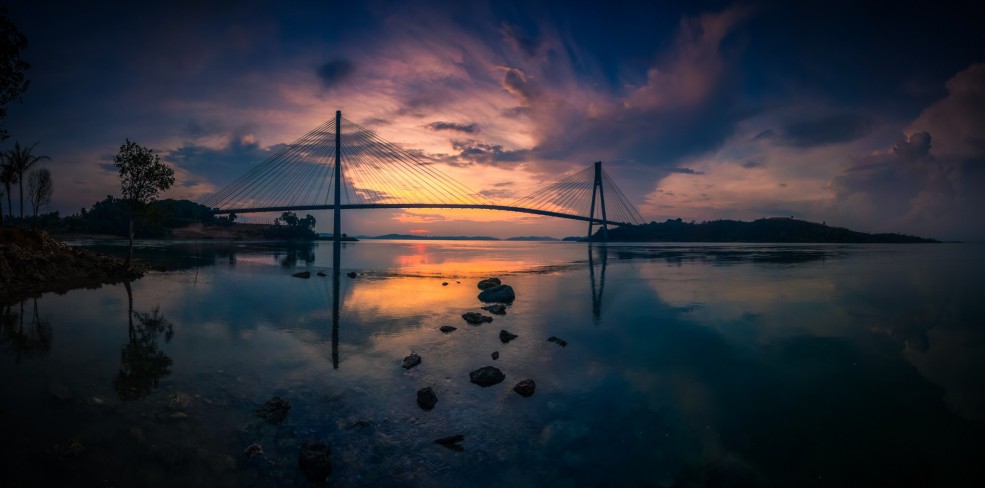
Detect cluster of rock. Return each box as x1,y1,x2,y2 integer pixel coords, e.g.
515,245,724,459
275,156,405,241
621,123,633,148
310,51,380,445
0,229,146,303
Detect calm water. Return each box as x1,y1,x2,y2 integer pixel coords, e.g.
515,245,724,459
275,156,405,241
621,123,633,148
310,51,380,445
2,240,984,486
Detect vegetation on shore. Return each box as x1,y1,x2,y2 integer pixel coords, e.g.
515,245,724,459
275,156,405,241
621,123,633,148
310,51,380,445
592,217,939,243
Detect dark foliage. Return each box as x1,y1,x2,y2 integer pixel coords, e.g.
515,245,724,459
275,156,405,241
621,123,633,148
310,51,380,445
598,218,939,243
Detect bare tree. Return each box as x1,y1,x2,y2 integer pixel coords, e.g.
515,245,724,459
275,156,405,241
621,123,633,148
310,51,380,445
27,166,51,219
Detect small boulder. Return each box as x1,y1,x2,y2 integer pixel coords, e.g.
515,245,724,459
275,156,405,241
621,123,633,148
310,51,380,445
402,353,422,369
462,312,493,325
491,351,499,360
256,396,291,423
417,387,438,410
243,443,264,460
478,284,515,303
469,366,505,387
513,379,536,397
291,271,311,279
477,277,501,290
547,336,568,347
298,440,332,482
482,303,507,315
499,330,518,343
439,326,457,333
316,271,327,277
347,271,357,278
442,282,449,286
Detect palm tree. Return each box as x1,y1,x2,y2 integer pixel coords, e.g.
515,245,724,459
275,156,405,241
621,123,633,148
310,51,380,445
0,154,16,224
5,141,49,221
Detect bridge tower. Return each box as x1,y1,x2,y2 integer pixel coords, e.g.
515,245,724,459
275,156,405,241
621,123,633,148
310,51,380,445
587,161,609,240
333,110,342,242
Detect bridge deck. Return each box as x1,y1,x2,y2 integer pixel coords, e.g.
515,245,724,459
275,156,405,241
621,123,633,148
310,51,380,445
212,203,633,227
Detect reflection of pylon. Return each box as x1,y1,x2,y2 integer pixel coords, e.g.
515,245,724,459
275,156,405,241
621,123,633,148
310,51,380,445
587,161,609,240
588,244,607,324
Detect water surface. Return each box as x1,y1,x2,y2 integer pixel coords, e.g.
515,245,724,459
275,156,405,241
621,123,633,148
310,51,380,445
2,240,983,486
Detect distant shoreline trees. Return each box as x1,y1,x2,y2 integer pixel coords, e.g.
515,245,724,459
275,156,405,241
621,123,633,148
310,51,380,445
114,140,175,268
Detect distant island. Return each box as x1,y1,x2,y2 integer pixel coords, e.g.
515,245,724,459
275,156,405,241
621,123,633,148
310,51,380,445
589,218,938,243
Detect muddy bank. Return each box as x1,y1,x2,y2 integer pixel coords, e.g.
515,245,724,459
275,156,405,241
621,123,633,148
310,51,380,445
0,228,147,305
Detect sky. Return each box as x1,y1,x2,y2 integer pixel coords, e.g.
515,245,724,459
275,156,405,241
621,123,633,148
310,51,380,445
3,0,984,240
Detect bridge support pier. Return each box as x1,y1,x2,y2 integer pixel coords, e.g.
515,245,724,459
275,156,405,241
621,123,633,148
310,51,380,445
333,110,342,242
587,161,609,241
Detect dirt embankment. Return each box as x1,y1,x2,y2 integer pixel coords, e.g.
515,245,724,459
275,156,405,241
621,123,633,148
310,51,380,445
1,228,146,305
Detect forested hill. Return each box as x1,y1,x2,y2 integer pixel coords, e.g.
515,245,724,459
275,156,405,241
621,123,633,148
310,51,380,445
596,218,939,243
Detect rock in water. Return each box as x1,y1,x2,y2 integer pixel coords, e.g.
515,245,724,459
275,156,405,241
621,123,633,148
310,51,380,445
499,330,518,343
402,353,422,369
347,271,357,278
298,440,332,482
547,336,568,347
482,303,507,315
478,285,515,303
434,434,465,451
256,396,291,423
417,387,438,410
442,282,449,286
513,379,536,397
291,271,311,279
316,271,327,277
243,443,264,460
491,351,499,360
439,326,457,333
477,277,501,290
469,366,505,387
462,312,493,325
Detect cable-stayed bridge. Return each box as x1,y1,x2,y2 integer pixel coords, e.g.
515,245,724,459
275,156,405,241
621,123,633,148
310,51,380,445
203,111,645,240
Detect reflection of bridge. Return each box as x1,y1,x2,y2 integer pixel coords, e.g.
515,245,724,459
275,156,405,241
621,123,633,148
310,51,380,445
203,111,644,240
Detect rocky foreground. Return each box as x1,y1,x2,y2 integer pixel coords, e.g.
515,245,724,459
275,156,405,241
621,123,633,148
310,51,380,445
0,228,147,304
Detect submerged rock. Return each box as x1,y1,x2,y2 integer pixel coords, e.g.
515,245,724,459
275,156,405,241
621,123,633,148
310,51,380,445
291,271,311,279
402,353,422,369
499,330,518,343
547,336,568,347
243,443,264,460
513,379,536,397
477,277,501,290
442,282,449,286
316,271,327,277
478,284,515,303
469,366,505,387
482,303,507,315
298,440,332,482
434,434,465,451
491,351,499,360
347,271,357,278
256,396,291,423
417,387,438,410
439,326,457,333
462,312,493,325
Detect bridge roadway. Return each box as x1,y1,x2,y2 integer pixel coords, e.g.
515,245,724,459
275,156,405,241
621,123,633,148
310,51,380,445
212,203,632,227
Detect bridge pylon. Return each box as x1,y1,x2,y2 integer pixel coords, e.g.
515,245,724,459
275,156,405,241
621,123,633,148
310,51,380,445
587,161,609,240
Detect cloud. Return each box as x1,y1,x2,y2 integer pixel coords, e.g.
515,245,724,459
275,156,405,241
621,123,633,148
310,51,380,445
450,139,529,167
667,167,706,175
426,121,479,134
315,59,355,89
776,112,874,148
907,63,985,162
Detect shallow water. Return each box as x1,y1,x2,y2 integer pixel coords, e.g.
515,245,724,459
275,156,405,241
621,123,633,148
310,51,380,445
2,240,984,486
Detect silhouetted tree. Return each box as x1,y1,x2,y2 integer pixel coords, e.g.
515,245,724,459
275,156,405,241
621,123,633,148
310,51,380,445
0,7,30,142
4,141,48,220
113,140,175,268
0,153,15,223
27,166,51,220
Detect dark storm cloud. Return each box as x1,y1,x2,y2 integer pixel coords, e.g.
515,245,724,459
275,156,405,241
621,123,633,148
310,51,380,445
316,59,355,88
426,121,479,134
777,113,874,148
451,139,528,166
